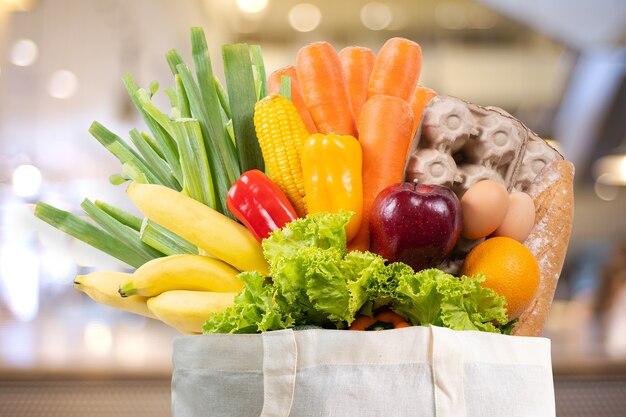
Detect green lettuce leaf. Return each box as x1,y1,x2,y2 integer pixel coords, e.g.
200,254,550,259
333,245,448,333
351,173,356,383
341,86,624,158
392,269,509,333
303,247,350,323
440,274,509,333
204,212,511,335
203,271,294,334
262,211,351,269
343,251,387,318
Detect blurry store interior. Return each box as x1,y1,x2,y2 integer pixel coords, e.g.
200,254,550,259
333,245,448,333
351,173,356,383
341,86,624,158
1,0,626,416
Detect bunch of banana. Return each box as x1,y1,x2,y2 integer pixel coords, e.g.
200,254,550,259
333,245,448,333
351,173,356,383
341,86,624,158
75,254,242,334
74,183,269,334
127,182,270,275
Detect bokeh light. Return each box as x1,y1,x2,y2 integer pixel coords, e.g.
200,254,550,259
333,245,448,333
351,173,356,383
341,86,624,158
288,3,322,32
12,164,42,197
47,70,79,99
84,322,113,356
10,39,39,67
236,0,268,14
360,2,393,31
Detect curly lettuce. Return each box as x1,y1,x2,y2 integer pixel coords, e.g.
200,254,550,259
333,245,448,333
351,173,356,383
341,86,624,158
203,212,512,334
391,269,509,333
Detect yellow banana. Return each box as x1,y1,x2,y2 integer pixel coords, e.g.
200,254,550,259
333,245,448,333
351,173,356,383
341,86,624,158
147,290,236,334
74,271,156,319
119,254,244,297
127,182,269,275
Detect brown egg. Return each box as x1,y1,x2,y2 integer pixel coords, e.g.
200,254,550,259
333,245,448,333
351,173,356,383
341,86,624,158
493,192,536,242
460,180,509,240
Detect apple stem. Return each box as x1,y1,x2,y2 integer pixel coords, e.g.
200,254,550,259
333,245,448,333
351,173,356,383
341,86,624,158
413,178,418,191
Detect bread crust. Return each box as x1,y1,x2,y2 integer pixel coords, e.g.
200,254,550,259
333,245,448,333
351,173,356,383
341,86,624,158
513,160,575,336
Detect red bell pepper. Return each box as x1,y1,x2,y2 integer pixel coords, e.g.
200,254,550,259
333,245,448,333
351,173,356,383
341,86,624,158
227,169,298,242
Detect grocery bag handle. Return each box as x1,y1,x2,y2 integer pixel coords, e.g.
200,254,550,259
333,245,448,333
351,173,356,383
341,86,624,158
258,326,467,417
260,329,298,417
430,325,467,417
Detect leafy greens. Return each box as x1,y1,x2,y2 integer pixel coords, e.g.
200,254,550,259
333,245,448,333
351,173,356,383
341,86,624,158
203,211,512,334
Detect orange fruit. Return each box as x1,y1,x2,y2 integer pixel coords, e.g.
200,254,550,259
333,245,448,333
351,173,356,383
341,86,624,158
460,236,539,320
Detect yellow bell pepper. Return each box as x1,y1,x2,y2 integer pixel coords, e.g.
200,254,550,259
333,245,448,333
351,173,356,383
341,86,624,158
301,133,363,241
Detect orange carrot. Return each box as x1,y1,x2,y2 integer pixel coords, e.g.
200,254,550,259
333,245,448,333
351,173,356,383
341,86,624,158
267,66,318,134
296,42,357,137
349,95,414,252
409,85,437,143
349,310,410,330
367,37,422,101
338,46,375,123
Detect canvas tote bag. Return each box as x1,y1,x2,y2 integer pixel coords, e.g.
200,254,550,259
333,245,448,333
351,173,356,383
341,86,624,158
172,325,555,417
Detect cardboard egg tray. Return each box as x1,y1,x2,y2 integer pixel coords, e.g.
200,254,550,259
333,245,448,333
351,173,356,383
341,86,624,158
405,95,563,195
404,95,564,274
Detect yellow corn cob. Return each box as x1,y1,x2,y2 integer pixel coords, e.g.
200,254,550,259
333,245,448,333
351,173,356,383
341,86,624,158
254,93,308,217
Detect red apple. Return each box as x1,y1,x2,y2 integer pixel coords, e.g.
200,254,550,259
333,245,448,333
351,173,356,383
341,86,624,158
370,181,462,271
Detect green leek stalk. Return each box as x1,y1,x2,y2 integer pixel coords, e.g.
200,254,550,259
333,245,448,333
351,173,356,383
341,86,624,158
94,200,142,231
128,129,179,189
80,199,163,262
89,121,159,185
223,43,265,174
140,219,199,256
122,74,183,187
172,118,216,208
279,75,291,100
34,203,158,268
250,45,268,100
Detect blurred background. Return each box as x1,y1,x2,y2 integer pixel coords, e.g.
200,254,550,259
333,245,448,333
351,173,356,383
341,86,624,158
1,0,626,416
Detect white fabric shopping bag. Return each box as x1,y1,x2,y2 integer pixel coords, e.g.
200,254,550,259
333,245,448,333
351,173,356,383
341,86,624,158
171,325,555,417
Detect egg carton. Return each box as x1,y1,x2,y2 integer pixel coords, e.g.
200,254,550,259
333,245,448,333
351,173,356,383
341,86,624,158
404,95,562,196
403,95,563,273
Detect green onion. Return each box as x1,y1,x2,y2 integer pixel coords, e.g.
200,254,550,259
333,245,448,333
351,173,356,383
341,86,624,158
94,200,142,231
140,219,199,256
93,200,199,256
80,199,164,261
175,74,191,119
148,80,159,97
136,88,175,138
189,27,240,190
166,49,185,76
122,73,183,185
188,27,240,180
128,129,179,189
89,122,160,185
279,75,291,100
226,119,235,145
34,203,150,268
121,161,148,184
176,63,234,216
214,75,232,120
173,119,216,208
165,86,179,117
223,43,265,174
109,173,129,186
250,45,268,100
140,131,165,159
165,86,177,106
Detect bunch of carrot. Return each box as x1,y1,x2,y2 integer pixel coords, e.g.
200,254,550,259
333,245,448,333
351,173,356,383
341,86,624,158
267,37,438,251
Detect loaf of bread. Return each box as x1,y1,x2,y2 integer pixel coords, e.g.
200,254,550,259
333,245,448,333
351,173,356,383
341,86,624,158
514,160,575,336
